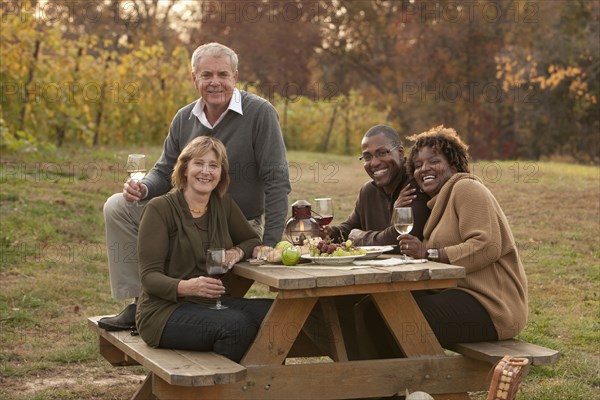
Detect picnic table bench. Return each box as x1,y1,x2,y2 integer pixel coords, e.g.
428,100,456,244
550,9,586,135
89,259,559,400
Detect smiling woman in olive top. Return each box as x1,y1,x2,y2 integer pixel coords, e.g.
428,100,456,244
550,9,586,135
398,126,528,347
135,136,272,362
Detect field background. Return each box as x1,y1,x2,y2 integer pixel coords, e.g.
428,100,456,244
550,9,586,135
0,146,598,399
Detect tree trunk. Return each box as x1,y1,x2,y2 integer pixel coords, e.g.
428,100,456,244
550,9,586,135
18,39,41,138
282,98,289,146
343,102,351,155
56,45,83,147
321,103,339,153
56,126,65,147
93,54,111,146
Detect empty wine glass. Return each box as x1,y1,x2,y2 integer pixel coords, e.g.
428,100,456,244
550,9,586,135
126,154,146,206
206,248,228,310
313,198,334,226
392,207,414,260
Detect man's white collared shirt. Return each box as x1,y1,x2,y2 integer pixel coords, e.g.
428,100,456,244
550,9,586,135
191,88,243,128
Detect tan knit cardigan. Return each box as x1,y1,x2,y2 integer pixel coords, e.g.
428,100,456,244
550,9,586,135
424,173,528,340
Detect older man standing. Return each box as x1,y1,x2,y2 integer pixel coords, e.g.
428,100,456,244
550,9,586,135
99,42,290,331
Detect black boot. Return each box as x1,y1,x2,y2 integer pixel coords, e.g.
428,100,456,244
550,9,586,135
98,303,136,331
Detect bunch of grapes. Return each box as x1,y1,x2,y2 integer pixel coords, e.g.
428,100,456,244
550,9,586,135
310,239,368,257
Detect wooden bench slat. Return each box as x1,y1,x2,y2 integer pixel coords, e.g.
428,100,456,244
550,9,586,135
176,350,246,385
152,356,492,400
449,339,560,366
88,316,246,386
492,339,561,365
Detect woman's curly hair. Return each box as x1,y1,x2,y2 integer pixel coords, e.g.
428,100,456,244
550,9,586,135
406,125,470,176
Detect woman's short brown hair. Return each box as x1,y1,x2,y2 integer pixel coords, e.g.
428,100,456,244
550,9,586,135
171,136,230,197
406,125,470,176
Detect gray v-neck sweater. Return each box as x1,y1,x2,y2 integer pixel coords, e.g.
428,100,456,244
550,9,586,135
142,91,291,246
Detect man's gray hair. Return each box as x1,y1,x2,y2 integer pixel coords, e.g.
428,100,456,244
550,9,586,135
191,42,239,75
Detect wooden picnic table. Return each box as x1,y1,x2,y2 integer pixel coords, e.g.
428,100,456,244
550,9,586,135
150,258,493,400
90,256,560,399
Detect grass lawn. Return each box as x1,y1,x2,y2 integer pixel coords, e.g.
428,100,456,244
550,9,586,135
0,145,598,399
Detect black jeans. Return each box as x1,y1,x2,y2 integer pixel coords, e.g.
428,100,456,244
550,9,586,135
360,289,498,355
413,289,498,347
159,297,273,362
305,289,497,360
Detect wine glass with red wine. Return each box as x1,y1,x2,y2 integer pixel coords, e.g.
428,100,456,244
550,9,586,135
313,198,334,226
206,248,228,310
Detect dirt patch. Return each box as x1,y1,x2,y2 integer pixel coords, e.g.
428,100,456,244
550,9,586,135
1,366,146,399
22,374,144,394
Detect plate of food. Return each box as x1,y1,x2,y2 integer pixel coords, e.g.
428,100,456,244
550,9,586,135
356,245,396,260
300,254,359,266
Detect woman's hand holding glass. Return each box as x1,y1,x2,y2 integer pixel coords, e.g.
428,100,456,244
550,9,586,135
397,234,427,259
176,276,226,298
175,247,244,301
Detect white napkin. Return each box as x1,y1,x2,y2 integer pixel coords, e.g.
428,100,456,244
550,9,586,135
292,265,372,270
352,258,428,266
254,263,371,270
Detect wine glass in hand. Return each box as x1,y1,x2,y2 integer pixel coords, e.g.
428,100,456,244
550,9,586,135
126,154,146,206
392,207,414,259
206,248,228,310
313,198,334,226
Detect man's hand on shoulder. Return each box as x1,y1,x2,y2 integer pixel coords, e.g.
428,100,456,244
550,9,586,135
394,184,417,208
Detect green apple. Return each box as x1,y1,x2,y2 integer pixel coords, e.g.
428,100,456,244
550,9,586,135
281,246,301,266
275,240,293,250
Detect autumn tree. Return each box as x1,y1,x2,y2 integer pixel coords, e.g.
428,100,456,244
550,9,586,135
321,0,598,159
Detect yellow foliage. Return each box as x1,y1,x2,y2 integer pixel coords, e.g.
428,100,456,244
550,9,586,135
496,51,593,106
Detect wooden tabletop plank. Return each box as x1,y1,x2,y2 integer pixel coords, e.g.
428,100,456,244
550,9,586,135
233,264,316,290
427,263,466,280
304,267,357,288
234,261,464,291
380,264,432,282
352,266,393,285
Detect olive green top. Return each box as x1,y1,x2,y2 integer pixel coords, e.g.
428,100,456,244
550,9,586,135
135,189,261,347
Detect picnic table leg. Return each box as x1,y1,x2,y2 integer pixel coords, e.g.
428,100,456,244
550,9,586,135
131,373,157,400
372,291,444,356
432,394,471,400
227,273,255,298
372,291,471,400
241,296,317,365
318,297,349,362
